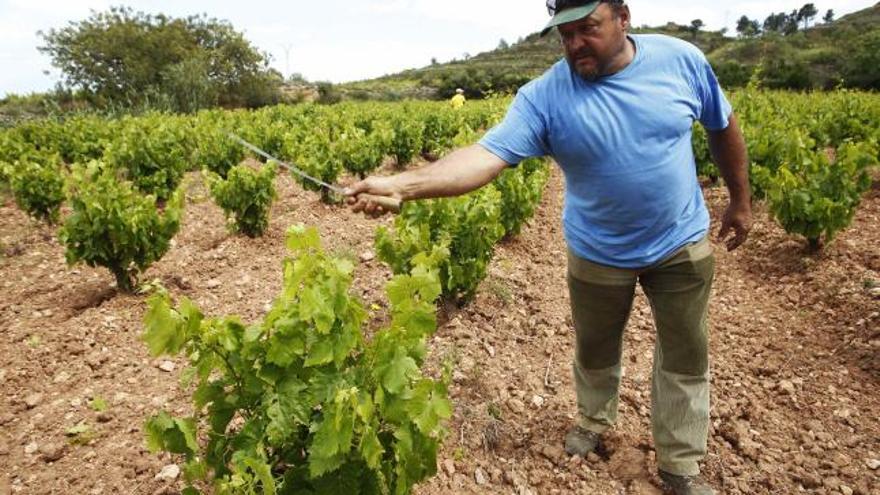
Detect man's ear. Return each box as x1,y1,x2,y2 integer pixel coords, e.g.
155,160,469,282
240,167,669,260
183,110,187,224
620,6,631,30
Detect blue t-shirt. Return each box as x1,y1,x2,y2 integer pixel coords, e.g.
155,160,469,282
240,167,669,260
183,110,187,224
479,34,732,269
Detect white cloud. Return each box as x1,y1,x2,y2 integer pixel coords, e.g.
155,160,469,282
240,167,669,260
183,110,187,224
355,0,414,14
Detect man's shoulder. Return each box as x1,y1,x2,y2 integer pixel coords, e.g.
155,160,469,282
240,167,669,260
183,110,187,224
635,33,701,52
634,33,706,63
520,59,570,99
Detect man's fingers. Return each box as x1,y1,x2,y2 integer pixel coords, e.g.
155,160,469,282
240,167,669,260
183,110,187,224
345,193,361,205
343,180,370,198
351,197,367,213
725,225,749,251
717,221,731,241
350,195,382,215
345,176,397,216
726,237,738,251
354,194,393,217
731,227,749,251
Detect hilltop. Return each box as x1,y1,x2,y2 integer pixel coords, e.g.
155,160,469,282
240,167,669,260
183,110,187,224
332,2,880,100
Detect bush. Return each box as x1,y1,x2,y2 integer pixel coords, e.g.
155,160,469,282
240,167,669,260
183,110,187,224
9,155,66,223
336,121,392,179
317,82,342,105
388,111,425,168
433,68,531,99
691,124,718,181
281,126,343,204
711,60,752,88
376,186,505,302
765,140,876,250
0,128,28,167
205,162,277,237
494,158,550,236
142,226,450,494
55,115,115,164
762,57,813,89
420,111,461,156
192,114,244,178
60,161,184,291
104,114,193,201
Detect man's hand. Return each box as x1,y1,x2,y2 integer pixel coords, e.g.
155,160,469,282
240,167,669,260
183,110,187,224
343,144,509,218
717,200,752,251
344,176,402,217
707,114,751,251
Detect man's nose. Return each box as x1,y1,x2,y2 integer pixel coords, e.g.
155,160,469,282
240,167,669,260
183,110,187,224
565,34,587,53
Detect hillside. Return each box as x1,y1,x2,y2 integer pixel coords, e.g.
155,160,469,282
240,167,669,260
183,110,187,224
335,2,880,100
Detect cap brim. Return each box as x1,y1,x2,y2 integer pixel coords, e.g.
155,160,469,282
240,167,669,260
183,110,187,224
540,2,601,36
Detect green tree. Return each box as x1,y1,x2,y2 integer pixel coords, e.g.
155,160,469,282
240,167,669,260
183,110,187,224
689,19,704,39
763,12,787,34
798,3,818,29
845,30,880,89
736,16,760,38
159,55,218,113
38,6,279,111
823,9,834,23
783,10,801,35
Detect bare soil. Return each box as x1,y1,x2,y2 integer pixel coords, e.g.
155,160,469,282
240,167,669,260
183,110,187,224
1,166,878,495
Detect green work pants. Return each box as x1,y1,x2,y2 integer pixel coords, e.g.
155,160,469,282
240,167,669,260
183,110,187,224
567,236,715,476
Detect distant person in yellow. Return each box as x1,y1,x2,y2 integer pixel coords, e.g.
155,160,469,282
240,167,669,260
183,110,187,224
450,88,466,109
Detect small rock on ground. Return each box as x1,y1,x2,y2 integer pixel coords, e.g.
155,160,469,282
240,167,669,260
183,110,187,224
474,466,488,485
154,463,180,481
39,442,66,462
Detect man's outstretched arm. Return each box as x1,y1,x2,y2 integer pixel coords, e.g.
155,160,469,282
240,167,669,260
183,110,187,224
707,113,752,251
344,144,509,214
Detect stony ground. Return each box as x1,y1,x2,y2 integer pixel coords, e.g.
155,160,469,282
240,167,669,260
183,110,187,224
0,165,878,495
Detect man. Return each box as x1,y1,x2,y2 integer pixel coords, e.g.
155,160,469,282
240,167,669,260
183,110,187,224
345,1,751,493
450,88,467,109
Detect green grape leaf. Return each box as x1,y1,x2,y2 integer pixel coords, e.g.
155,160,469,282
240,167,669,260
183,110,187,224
142,293,186,356
379,348,419,394
406,380,452,435
144,411,198,457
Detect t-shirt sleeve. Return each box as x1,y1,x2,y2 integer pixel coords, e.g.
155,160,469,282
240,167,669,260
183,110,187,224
478,91,550,165
692,53,733,131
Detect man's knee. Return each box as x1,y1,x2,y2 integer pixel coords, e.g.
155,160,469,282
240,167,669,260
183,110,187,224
658,325,709,375
568,274,634,370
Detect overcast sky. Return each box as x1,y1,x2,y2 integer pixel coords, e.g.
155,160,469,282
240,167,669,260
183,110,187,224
0,0,876,97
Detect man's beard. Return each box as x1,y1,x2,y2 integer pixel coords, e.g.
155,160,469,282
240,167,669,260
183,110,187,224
568,54,604,81
566,36,629,81
575,66,601,82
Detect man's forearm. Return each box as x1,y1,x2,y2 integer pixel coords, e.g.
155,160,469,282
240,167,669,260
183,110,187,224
390,144,509,201
708,114,750,204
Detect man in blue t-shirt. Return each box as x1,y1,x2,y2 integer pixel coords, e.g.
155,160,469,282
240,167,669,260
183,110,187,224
346,1,751,493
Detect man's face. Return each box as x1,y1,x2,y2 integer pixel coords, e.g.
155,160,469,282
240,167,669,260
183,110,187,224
557,4,630,80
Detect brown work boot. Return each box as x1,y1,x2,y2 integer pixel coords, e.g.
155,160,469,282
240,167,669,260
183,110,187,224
658,470,715,495
563,425,601,457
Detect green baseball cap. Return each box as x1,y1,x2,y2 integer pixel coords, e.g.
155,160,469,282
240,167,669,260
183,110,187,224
541,0,600,36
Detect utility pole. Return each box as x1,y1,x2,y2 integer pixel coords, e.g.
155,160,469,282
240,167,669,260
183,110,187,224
280,44,293,80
